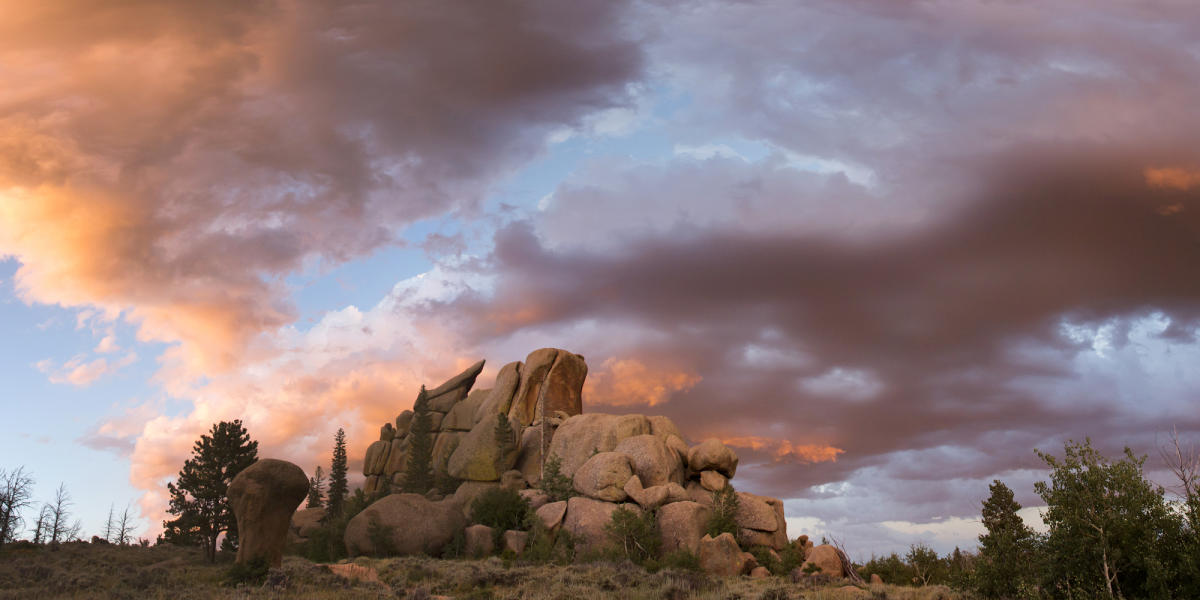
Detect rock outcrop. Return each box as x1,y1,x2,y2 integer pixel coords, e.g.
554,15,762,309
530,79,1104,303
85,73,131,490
345,493,466,556
800,544,846,577
227,459,309,568
347,347,822,575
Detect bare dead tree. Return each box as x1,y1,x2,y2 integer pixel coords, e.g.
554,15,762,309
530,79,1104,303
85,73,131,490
1159,426,1199,532
102,504,116,543
31,504,52,544
47,483,82,545
0,466,35,546
115,504,137,545
829,535,866,585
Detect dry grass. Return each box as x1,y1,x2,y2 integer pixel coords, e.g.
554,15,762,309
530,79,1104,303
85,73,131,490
0,542,972,600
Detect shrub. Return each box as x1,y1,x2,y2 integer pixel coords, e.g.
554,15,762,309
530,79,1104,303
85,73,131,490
660,549,702,572
538,453,577,502
471,487,531,532
706,484,739,539
222,556,269,586
748,545,780,574
605,506,660,567
523,520,576,564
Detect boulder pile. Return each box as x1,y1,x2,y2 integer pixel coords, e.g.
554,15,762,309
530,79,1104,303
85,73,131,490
297,348,850,580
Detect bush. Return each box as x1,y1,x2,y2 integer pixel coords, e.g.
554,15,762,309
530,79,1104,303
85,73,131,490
660,549,702,572
222,556,269,586
605,507,660,567
522,520,576,564
470,487,531,533
706,484,739,539
748,546,780,574
538,454,577,502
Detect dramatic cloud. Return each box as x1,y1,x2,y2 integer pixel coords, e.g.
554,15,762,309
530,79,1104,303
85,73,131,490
0,0,641,378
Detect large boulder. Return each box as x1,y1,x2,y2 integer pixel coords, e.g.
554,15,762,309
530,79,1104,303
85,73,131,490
547,413,653,479
700,470,727,491
562,497,638,553
345,494,466,556
685,481,715,507
227,459,309,567
735,492,779,532
475,361,522,423
447,412,522,482
514,425,548,487
699,532,750,576
363,440,391,476
432,431,466,477
801,544,846,577
427,359,486,413
658,501,711,554
687,439,738,478
443,388,489,431
614,434,682,487
508,349,587,426
535,500,568,530
290,506,325,539
395,410,414,433
573,452,634,501
453,481,502,519
464,524,495,557
624,475,689,510
504,530,528,555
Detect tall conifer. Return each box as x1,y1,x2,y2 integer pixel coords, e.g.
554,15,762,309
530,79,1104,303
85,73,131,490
326,428,349,518
403,386,434,494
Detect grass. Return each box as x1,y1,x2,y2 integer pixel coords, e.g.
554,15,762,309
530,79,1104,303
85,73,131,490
0,541,972,600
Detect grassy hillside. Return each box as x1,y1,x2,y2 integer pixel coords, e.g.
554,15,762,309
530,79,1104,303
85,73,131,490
0,542,968,600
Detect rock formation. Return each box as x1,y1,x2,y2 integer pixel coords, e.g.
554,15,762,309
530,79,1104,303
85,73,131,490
228,459,309,568
327,347,833,580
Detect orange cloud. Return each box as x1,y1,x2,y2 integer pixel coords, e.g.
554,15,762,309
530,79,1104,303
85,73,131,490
723,435,845,464
1144,166,1200,191
583,357,701,407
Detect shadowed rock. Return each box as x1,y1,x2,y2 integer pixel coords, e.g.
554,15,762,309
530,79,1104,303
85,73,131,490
345,493,466,556
228,458,309,568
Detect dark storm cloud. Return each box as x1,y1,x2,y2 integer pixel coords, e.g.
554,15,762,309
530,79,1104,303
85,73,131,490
438,144,1200,507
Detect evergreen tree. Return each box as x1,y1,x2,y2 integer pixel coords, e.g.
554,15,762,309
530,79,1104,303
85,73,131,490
326,429,349,518
538,453,576,502
161,420,258,562
306,466,325,509
976,479,1036,598
403,386,434,495
493,412,516,475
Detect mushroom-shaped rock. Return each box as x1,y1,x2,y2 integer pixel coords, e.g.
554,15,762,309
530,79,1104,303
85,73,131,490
345,493,466,556
464,524,495,557
535,500,568,530
687,438,738,478
447,412,521,482
547,413,653,479
573,452,634,501
562,496,637,553
698,532,749,576
227,459,309,567
658,501,711,554
800,544,846,577
615,434,682,487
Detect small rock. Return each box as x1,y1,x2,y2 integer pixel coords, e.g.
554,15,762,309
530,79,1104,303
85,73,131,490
700,470,727,492
464,524,495,557
749,566,771,578
698,532,748,576
519,489,550,510
800,544,846,577
573,452,634,501
503,530,528,554
535,500,568,530
687,438,738,478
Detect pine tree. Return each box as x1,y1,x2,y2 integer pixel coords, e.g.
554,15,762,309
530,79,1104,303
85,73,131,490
494,412,516,475
976,479,1035,598
403,386,434,495
326,429,349,518
307,466,325,509
162,420,258,562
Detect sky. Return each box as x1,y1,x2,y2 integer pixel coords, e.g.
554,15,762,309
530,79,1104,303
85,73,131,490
2,0,1200,559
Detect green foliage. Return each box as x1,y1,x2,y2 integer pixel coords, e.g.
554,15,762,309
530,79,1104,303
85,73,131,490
748,546,780,574
705,484,739,539
538,453,576,502
857,552,911,585
494,413,516,474
403,386,435,495
306,466,324,509
296,487,374,562
222,556,269,586
522,520,576,564
325,428,349,519
975,479,1036,598
660,549,702,572
1035,438,1186,599
366,513,397,557
470,487,531,532
434,470,461,496
604,506,660,566
776,541,804,576
162,420,258,563
906,543,946,586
